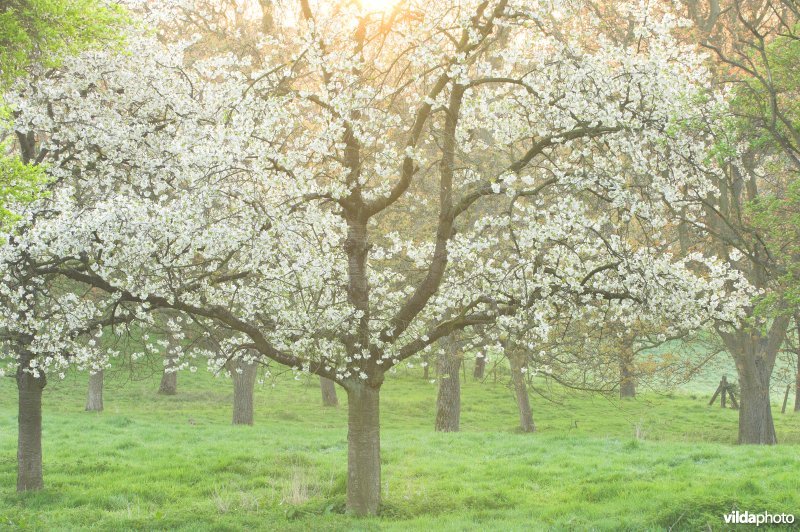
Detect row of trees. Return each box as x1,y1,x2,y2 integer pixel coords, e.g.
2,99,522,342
1,0,798,516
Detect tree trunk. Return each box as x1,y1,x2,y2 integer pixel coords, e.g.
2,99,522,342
795,316,800,412
320,376,339,407
230,360,257,425
422,354,430,380
473,352,486,380
17,359,46,491
85,370,104,412
346,383,381,516
158,337,178,396
795,352,800,413
435,339,461,432
737,363,777,444
719,316,788,444
619,345,636,399
508,351,535,433
158,367,177,395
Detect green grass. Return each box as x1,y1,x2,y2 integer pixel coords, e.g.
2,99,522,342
1,365,800,530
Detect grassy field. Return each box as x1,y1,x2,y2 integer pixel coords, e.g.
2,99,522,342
1,361,800,531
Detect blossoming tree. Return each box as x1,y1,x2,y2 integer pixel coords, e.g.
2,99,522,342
6,0,753,513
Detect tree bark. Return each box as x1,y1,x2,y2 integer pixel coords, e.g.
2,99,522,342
346,383,381,516
795,316,800,412
85,370,104,412
619,344,636,399
230,360,257,425
17,357,46,492
473,352,486,380
435,337,461,432
720,318,789,444
320,376,339,407
508,350,535,433
737,361,777,444
158,366,177,395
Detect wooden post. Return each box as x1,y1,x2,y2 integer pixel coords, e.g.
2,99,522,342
728,388,738,410
782,384,791,414
709,378,723,406
709,376,738,409
721,376,727,408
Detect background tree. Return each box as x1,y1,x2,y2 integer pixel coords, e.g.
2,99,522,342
434,332,464,432
319,376,339,407
0,0,125,228
0,1,125,490
679,0,800,444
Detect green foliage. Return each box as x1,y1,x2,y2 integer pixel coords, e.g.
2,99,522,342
1,366,799,530
730,27,800,153
0,0,127,92
0,140,49,231
739,30,800,312
726,25,800,316
0,0,127,234
748,178,800,311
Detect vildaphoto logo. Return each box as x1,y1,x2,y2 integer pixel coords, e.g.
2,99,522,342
723,511,795,526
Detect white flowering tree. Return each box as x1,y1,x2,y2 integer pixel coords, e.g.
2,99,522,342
6,0,753,513
0,250,140,490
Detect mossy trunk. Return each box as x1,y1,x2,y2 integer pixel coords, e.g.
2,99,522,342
320,376,339,407
17,357,46,491
346,383,381,516
85,370,104,412
435,339,461,432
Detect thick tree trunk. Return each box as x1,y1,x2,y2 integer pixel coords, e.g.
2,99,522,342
720,316,789,444
346,384,381,516
320,376,339,407
737,364,776,444
85,370,104,412
473,352,486,380
435,339,461,432
230,360,257,425
17,359,46,491
508,351,535,433
619,345,636,399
